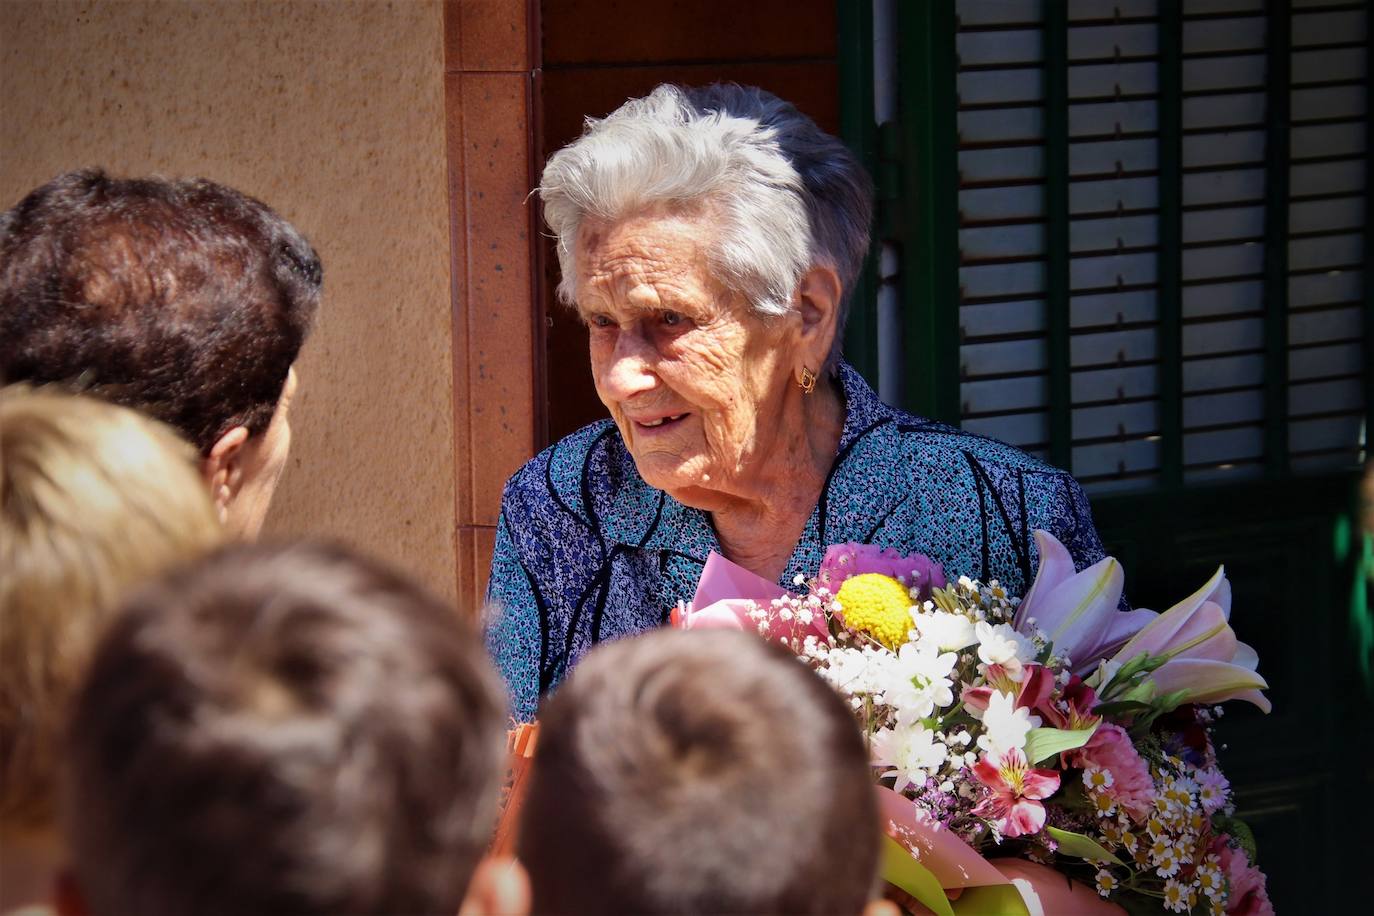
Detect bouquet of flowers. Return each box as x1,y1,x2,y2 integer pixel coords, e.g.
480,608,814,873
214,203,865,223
674,532,1273,915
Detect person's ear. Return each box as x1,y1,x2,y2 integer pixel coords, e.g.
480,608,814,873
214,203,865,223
53,869,89,916
201,426,251,524
458,856,531,916
861,899,901,916
793,264,843,380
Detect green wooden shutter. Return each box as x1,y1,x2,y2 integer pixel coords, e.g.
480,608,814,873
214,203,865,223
1287,1,1369,473
908,0,1370,489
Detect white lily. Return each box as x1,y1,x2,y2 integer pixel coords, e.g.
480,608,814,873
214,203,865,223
1110,566,1270,713
1013,530,1157,674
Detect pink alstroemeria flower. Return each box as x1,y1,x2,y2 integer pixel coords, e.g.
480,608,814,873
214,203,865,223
1110,566,1270,713
971,747,1060,838
1013,531,1157,675
817,543,946,597
1035,673,1101,732
963,662,1055,717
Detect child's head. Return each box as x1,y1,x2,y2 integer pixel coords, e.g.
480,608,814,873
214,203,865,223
62,541,510,916
519,628,882,915
1,386,223,835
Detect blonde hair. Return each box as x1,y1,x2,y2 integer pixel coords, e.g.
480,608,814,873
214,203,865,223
0,386,224,828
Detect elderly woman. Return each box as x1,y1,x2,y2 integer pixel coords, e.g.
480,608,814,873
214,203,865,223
487,84,1108,721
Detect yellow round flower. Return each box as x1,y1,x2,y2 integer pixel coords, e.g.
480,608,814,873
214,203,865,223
834,573,912,648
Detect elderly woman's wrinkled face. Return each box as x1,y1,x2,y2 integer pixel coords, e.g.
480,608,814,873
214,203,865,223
574,212,798,506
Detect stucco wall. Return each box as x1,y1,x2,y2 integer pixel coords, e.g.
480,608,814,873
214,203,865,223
1,0,459,602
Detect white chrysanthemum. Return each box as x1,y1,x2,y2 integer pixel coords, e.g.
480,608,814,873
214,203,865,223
911,609,978,652
1162,878,1187,913
1084,766,1114,790
882,642,958,725
1196,858,1224,899
816,645,894,698
974,620,1037,674
975,689,1041,756
871,722,949,793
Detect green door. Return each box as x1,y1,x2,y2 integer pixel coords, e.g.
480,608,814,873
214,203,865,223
838,1,1373,910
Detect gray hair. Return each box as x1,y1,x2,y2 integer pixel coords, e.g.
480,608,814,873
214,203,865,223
538,83,873,337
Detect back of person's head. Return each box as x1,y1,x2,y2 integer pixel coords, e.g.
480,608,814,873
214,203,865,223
0,168,321,455
62,541,509,916
518,628,881,915
0,386,224,837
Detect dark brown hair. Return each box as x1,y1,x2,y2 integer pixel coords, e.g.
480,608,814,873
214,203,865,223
0,169,321,453
518,628,881,915
63,541,507,916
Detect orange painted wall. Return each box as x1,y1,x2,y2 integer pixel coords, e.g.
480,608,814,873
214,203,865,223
1,0,462,605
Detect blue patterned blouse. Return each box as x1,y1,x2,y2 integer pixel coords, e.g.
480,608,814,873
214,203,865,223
485,362,1108,721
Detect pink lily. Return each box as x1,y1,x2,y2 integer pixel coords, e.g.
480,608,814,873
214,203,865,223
1013,530,1156,675
1110,566,1270,712
971,747,1060,838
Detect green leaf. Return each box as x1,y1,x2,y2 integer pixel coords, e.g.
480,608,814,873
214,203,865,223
1045,826,1126,867
1099,652,1167,700
881,834,955,916
1127,689,1194,738
1116,680,1157,704
931,587,963,617
1153,688,1191,714
1022,724,1098,765
1212,815,1259,865
1053,779,1094,814
1090,699,1154,717
952,883,1031,915
1115,651,1167,681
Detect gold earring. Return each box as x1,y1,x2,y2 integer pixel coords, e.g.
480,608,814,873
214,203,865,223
798,365,817,395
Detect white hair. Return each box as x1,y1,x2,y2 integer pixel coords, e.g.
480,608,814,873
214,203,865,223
538,83,873,335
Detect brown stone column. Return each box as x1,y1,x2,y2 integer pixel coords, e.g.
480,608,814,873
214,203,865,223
443,0,543,615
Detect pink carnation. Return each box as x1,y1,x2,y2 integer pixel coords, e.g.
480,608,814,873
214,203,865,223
817,543,946,597
1073,722,1154,820
1212,836,1274,916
